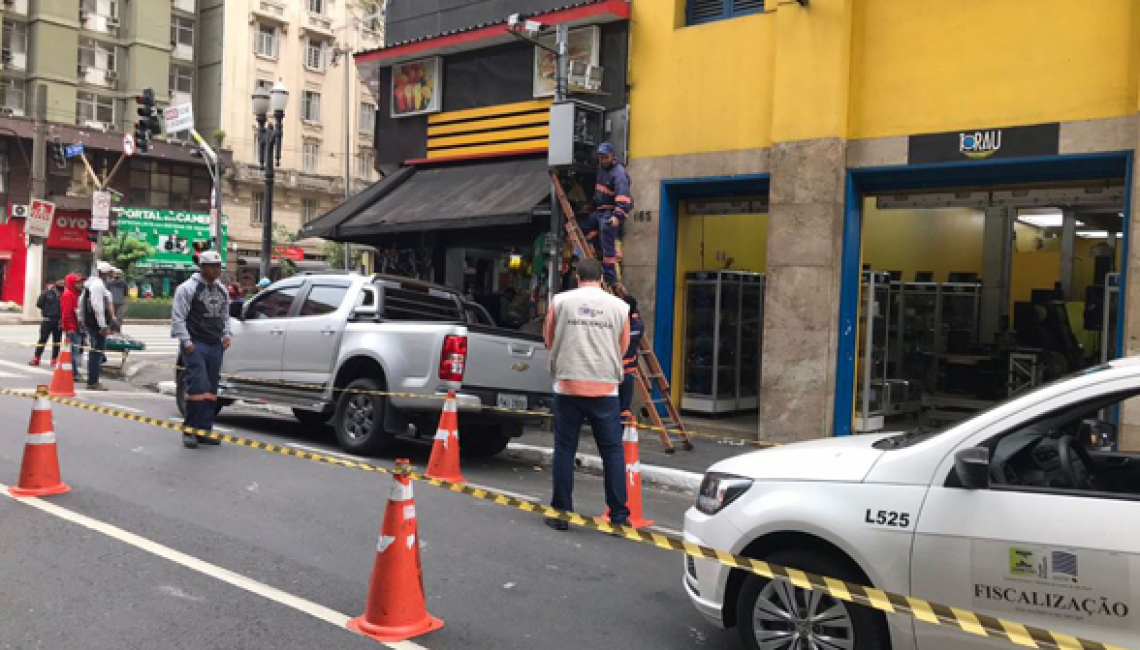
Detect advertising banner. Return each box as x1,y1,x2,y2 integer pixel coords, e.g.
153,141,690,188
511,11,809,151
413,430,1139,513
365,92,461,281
116,208,228,270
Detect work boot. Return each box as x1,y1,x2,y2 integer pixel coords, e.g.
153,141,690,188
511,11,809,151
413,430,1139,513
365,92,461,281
85,383,108,391
544,517,569,531
198,434,220,446
28,358,39,367
182,432,198,449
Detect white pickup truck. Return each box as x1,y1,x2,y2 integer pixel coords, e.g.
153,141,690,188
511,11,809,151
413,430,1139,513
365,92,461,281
176,273,553,456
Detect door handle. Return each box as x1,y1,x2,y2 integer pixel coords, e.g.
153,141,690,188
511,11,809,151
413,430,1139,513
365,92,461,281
271,329,284,336
321,329,336,336
507,343,535,358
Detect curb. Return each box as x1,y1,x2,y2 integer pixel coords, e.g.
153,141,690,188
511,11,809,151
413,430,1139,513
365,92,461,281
504,442,703,495
155,382,704,494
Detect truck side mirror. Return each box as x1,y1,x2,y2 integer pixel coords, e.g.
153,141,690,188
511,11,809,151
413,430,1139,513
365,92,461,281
954,447,991,490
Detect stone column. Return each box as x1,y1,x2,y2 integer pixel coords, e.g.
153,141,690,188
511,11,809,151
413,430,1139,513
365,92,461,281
761,139,848,442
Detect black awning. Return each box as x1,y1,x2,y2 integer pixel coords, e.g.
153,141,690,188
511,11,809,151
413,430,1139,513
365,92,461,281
299,157,550,241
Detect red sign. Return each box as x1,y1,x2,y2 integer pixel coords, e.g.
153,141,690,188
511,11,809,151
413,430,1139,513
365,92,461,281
272,246,305,261
46,210,93,251
26,199,56,238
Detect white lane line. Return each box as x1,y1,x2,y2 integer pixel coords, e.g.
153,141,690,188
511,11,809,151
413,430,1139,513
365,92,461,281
101,402,143,413
463,482,541,503
648,524,683,537
0,484,430,650
0,359,52,376
0,370,26,378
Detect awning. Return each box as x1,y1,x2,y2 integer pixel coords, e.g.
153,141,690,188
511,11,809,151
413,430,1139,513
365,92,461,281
238,257,329,271
300,157,551,240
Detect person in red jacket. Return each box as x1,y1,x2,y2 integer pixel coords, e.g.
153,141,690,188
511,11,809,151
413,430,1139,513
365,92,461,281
59,272,84,382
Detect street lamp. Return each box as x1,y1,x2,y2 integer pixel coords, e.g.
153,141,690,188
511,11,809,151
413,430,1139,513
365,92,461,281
252,80,289,281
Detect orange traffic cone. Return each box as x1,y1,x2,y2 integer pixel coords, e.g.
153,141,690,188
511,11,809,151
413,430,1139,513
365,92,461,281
425,391,464,483
605,418,654,529
10,386,70,497
348,460,444,642
48,343,76,398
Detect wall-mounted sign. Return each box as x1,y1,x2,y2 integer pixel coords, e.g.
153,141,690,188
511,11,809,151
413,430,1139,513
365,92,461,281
26,199,56,238
272,245,305,262
46,210,94,251
908,123,1060,165
534,26,600,98
164,103,194,135
91,191,111,231
391,57,442,118
115,208,228,270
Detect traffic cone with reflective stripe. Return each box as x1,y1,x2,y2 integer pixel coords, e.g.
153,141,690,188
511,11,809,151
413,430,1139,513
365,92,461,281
425,391,464,483
348,459,444,642
10,386,70,497
48,343,76,397
604,417,653,529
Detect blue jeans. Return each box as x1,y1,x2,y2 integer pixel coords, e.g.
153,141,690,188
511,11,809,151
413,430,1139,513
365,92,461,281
183,340,224,433
86,328,106,386
68,332,85,379
552,394,629,523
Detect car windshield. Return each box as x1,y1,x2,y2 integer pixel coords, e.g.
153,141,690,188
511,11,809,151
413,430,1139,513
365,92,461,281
872,363,1115,450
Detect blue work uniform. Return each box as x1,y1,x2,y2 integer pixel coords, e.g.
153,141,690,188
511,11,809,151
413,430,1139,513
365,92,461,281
591,162,633,285
619,311,645,421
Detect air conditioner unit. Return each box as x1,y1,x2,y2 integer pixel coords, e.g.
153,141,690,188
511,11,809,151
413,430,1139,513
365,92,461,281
568,62,604,93
84,120,107,130
106,17,120,28
78,64,89,75
105,69,118,81
10,204,28,219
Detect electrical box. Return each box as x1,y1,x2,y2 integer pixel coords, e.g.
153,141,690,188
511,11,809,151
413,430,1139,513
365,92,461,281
548,100,604,169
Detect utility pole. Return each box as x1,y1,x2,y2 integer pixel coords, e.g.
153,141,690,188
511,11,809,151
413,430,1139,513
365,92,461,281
342,46,352,270
546,24,569,300
22,84,47,321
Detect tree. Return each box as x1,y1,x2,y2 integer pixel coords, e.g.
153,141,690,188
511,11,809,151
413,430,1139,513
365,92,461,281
322,239,364,271
102,232,155,279
272,224,298,277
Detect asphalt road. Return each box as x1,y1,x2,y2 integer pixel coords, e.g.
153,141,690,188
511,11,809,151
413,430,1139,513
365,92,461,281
0,337,742,650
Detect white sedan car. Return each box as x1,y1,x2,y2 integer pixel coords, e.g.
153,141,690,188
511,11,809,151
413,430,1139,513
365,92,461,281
685,359,1140,650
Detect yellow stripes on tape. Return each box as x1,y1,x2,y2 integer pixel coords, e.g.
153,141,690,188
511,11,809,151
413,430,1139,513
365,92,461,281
1,387,1127,650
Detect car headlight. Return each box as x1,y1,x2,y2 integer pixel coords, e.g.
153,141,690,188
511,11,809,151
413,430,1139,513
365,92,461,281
696,472,753,515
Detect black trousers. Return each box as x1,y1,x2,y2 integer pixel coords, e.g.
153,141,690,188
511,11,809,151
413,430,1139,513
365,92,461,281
34,321,61,361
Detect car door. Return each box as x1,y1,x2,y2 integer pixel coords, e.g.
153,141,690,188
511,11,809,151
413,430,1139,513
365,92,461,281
223,282,302,383
911,382,1140,649
281,281,351,385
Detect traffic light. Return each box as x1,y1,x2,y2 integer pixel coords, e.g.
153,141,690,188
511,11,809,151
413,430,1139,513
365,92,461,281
49,136,66,169
134,88,159,154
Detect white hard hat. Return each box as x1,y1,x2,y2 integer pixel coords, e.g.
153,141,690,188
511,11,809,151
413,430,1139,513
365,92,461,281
197,251,223,265
96,261,114,274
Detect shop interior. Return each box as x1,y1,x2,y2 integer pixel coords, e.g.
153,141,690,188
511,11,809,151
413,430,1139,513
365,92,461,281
673,197,768,431
855,182,1125,431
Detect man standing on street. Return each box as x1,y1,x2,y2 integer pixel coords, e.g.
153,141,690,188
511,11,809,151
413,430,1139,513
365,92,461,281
591,142,633,287
543,258,631,530
619,294,645,423
81,262,115,390
29,280,63,367
171,251,231,449
107,269,128,332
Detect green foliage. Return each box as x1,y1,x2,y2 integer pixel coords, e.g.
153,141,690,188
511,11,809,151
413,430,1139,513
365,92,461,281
322,240,364,271
212,129,226,148
273,224,298,277
102,232,155,279
125,298,174,320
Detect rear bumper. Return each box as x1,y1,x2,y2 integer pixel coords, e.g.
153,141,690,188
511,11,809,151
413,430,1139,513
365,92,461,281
438,387,553,420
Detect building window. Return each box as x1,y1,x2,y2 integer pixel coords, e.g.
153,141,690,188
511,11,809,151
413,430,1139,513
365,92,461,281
251,191,264,225
254,23,278,58
171,16,195,48
301,197,319,224
80,0,119,19
255,79,273,93
357,150,374,181
304,39,325,71
359,103,375,134
169,65,193,95
1,79,25,115
79,38,116,72
302,142,319,173
361,2,382,32
2,21,27,70
301,90,321,122
76,91,114,125
686,0,764,25
308,0,325,14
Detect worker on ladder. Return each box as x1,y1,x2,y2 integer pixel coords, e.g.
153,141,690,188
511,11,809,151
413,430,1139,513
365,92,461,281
591,142,632,286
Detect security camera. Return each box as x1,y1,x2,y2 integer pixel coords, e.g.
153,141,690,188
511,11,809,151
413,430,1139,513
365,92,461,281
507,13,544,37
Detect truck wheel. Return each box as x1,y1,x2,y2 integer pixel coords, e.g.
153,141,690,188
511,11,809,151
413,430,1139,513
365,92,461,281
293,408,332,429
334,377,394,455
735,549,890,650
459,424,513,457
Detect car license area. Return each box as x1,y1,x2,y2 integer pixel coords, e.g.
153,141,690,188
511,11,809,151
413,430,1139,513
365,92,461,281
497,393,527,410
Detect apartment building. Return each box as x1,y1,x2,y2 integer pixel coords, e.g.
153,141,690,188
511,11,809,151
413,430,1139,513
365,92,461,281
202,0,383,280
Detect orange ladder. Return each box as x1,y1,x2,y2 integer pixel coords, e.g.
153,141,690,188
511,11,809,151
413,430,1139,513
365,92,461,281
550,173,694,452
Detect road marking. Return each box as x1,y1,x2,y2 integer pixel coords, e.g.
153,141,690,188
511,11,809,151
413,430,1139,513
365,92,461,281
464,481,541,503
0,370,26,378
102,402,143,413
0,359,52,376
648,524,683,537
0,484,430,650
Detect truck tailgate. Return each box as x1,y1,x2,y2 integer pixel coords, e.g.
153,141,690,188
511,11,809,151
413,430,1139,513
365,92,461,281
464,326,552,398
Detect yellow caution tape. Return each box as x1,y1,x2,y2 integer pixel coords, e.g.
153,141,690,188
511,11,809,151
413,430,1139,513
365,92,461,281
0,388,1125,650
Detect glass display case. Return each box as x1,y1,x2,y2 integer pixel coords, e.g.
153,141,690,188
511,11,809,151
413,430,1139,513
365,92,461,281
682,270,765,415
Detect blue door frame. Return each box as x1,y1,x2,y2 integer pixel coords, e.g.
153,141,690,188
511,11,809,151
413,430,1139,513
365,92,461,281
834,152,1134,436
653,175,771,382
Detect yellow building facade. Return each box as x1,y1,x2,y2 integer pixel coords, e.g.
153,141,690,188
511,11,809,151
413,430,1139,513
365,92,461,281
625,0,1140,445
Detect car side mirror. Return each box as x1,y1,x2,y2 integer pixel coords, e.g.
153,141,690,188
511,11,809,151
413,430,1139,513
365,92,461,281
954,447,991,490
1079,419,1116,451
229,301,244,320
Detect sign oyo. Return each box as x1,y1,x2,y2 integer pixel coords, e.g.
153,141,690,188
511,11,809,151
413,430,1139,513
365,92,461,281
163,103,194,136
47,211,93,250
25,199,56,238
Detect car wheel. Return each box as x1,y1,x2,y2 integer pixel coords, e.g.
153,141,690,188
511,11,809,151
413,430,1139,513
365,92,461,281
333,377,394,455
292,408,332,429
735,549,889,650
458,424,513,457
